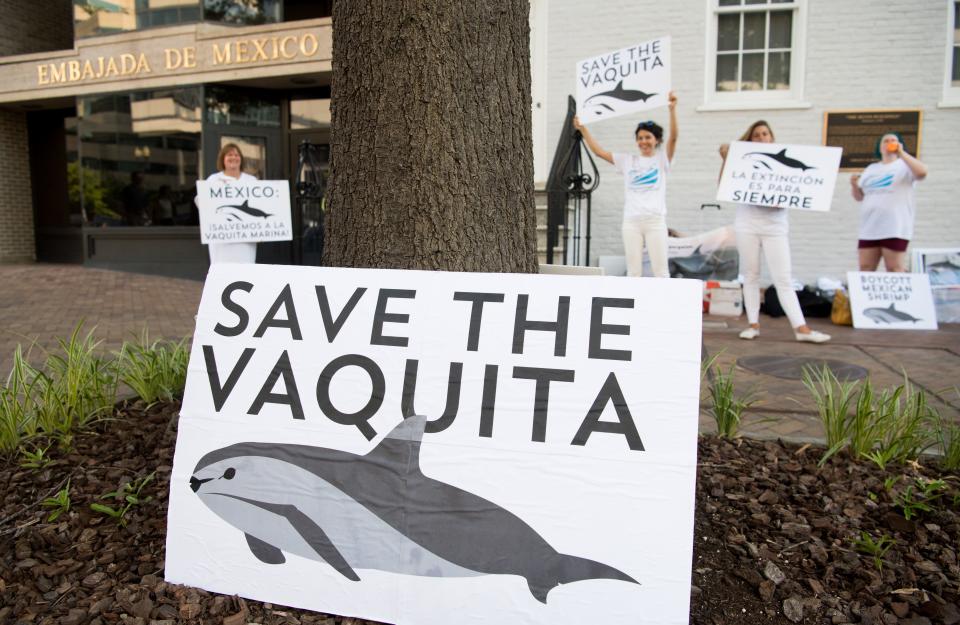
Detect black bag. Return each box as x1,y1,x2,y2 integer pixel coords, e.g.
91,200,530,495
761,286,833,318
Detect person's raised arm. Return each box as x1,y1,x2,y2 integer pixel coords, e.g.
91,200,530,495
665,91,678,162
896,143,928,180
850,173,864,202
717,143,730,183
573,116,614,164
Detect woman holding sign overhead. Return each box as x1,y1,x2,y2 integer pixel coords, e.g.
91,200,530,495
204,143,258,265
719,121,830,343
574,91,678,278
850,133,928,273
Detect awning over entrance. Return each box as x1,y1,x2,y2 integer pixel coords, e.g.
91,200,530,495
0,18,331,105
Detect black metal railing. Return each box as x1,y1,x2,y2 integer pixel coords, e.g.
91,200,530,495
545,96,600,266
294,140,327,266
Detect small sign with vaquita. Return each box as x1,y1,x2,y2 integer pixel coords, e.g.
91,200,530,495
196,180,293,244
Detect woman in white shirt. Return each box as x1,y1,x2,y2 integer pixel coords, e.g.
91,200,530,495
574,91,678,278
205,143,258,265
850,133,928,272
719,121,830,343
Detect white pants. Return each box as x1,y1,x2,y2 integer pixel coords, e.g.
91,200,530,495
736,231,806,328
623,216,669,278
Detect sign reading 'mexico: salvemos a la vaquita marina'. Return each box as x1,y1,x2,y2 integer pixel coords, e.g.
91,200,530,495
165,265,703,625
196,180,292,244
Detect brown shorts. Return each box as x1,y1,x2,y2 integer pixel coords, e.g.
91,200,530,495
858,238,909,252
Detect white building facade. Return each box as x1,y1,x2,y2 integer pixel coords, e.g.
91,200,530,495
534,0,960,283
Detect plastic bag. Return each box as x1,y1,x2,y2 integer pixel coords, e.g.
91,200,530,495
831,288,853,326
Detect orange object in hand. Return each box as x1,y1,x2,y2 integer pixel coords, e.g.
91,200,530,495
886,142,900,153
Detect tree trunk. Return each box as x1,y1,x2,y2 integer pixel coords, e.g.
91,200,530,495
324,0,537,273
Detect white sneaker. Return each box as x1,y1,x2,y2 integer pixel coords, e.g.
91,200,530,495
795,330,831,343
739,327,760,340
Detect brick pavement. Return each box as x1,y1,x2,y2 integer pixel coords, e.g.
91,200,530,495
1,264,958,445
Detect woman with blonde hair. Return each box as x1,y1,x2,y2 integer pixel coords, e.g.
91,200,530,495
204,143,258,264
719,121,830,343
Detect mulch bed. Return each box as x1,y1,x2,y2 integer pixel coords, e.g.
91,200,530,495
1,402,958,625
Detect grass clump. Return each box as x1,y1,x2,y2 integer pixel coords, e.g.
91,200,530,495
703,357,759,439
118,332,190,405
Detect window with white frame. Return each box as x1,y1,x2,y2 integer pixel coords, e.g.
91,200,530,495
944,1,960,105
705,0,806,108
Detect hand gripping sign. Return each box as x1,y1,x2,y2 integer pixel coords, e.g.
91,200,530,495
166,265,703,625
196,179,293,243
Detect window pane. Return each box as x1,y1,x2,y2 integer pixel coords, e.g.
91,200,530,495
745,0,768,4
768,51,791,89
769,11,792,48
953,47,960,85
204,0,281,25
716,54,739,91
77,88,201,227
718,14,740,51
743,12,766,50
291,99,331,129
204,87,281,128
955,1,960,29
718,0,741,6
741,53,763,90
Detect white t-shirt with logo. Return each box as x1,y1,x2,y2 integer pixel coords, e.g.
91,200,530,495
613,150,671,220
205,171,258,265
857,158,917,241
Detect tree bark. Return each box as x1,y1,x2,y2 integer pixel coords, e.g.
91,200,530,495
324,0,537,273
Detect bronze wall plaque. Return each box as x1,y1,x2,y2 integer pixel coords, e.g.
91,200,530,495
822,110,922,171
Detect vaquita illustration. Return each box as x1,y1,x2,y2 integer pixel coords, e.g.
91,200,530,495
216,200,274,221
863,303,922,324
743,148,815,171
189,416,639,603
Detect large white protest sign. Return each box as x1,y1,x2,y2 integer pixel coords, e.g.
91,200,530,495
196,180,292,244
717,141,842,212
166,265,703,625
575,37,671,124
847,271,938,330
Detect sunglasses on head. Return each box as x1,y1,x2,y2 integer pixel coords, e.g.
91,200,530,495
637,121,656,128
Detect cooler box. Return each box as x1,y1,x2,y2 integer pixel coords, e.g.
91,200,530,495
704,280,743,317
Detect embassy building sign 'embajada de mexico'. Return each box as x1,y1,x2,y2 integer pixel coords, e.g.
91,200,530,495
0,1,335,278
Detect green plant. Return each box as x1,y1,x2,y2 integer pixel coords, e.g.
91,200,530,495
19,444,52,469
866,381,937,467
706,363,759,438
91,471,155,526
852,531,895,571
932,412,960,471
42,480,71,522
0,345,43,454
883,475,901,491
118,332,190,404
802,365,859,465
895,478,947,521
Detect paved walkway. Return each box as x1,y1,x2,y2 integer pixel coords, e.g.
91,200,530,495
1,263,958,444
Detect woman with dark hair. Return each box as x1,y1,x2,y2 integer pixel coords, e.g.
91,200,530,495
574,91,678,278
719,121,830,343
850,133,928,272
205,142,258,264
